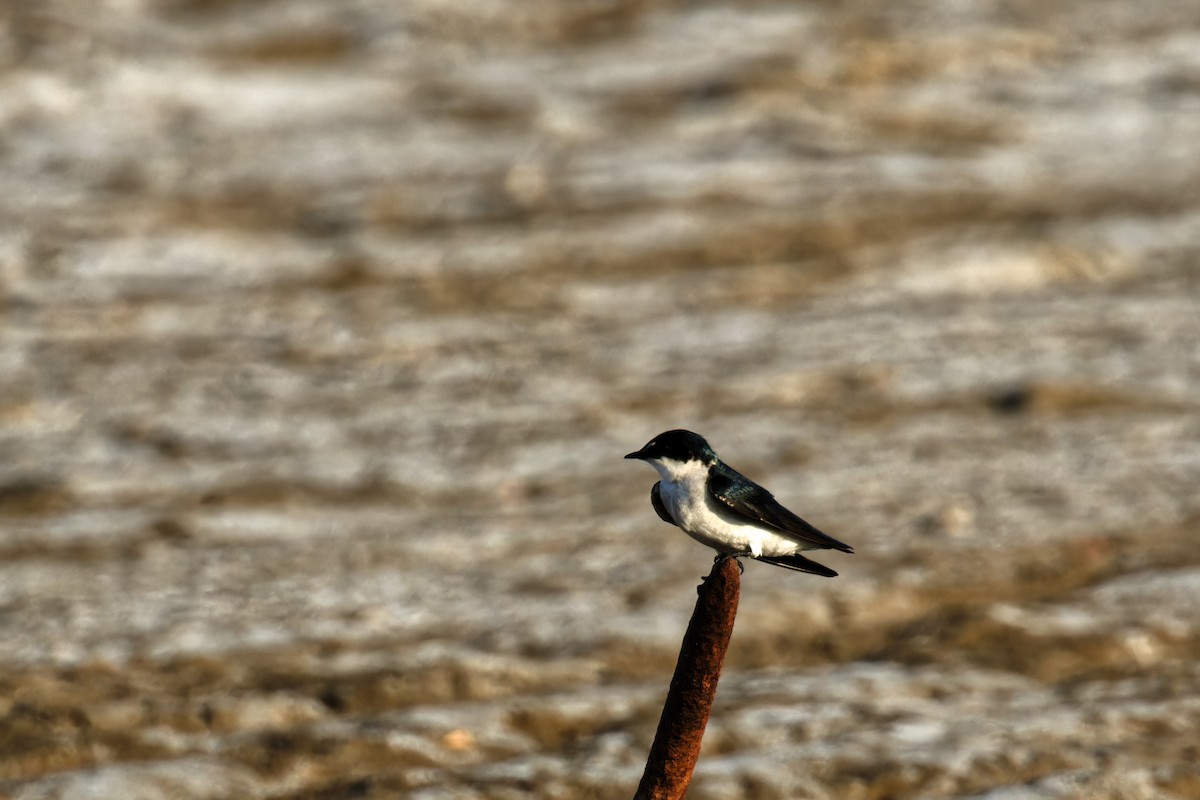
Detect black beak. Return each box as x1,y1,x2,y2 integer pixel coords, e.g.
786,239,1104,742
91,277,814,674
624,449,645,460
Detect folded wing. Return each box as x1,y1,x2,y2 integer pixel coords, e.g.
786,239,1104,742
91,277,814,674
651,481,678,526
707,463,854,553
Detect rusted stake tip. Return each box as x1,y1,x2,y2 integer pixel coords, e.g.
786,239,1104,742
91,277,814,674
633,558,741,800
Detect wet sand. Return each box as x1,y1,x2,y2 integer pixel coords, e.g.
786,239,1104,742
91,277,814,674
2,1,1200,798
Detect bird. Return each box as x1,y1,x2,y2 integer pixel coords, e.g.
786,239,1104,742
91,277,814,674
625,429,853,576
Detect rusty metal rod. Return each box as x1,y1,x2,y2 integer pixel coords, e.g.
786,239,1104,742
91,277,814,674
634,556,741,800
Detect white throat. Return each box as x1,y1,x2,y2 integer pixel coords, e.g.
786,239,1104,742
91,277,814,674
648,457,711,487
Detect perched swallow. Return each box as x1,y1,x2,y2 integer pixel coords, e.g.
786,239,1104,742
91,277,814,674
625,429,853,576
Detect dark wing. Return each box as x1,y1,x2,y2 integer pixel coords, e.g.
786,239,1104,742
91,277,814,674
707,462,854,553
650,481,678,526
758,554,838,577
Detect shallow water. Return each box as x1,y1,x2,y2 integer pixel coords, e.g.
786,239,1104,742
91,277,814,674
2,1,1200,798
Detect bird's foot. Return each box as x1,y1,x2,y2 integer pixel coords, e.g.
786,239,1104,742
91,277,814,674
713,552,748,573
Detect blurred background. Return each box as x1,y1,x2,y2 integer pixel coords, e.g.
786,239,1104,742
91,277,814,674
2,1,1199,798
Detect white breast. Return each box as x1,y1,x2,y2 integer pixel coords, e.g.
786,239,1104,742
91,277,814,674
650,458,796,558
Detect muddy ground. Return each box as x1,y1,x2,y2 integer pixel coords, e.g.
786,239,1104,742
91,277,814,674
2,0,1200,798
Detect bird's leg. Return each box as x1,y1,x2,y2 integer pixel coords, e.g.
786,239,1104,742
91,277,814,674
713,552,748,573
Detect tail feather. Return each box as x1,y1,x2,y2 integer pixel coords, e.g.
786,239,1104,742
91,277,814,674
758,553,838,577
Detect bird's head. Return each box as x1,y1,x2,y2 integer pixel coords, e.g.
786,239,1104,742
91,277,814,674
625,429,717,471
